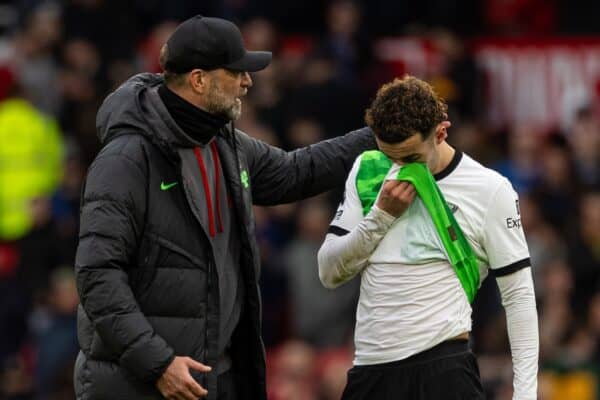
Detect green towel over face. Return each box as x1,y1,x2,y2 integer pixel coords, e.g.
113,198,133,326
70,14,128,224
397,163,480,303
355,150,480,303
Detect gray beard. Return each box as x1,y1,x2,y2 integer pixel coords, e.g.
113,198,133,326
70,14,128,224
206,102,241,121
206,88,242,121
227,101,242,121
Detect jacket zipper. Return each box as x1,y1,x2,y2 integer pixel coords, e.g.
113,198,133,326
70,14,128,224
228,127,268,368
181,154,217,388
202,256,212,389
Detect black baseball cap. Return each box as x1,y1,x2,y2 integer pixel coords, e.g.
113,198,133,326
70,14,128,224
163,15,272,73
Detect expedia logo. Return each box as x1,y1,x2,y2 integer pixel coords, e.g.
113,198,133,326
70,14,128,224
506,217,522,229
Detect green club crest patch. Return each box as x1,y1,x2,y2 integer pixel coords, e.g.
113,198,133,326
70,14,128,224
240,170,249,189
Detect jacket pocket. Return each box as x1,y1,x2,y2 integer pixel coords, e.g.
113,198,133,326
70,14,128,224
131,233,161,296
133,233,209,318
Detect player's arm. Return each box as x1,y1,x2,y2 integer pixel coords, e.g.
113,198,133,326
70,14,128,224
318,159,415,288
495,268,538,400
483,179,539,400
318,204,395,288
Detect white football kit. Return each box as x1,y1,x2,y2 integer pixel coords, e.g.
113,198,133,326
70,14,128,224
318,150,539,400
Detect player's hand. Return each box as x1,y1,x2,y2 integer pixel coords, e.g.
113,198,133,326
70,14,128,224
156,356,211,399
376,180,416,217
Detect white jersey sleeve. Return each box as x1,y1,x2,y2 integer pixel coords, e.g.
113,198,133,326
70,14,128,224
496,268,539,400
482,178,531,275
318,155,397,288
483,177,538,400
328,156,364,235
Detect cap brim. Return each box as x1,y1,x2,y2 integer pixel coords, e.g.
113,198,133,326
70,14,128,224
225,51,272,72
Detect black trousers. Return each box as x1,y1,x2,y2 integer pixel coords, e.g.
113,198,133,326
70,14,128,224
341,340,485,400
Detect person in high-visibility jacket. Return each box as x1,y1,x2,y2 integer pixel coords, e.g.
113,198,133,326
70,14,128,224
0,97,63,240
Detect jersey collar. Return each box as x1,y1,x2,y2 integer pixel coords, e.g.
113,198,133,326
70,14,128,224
434,150,463,181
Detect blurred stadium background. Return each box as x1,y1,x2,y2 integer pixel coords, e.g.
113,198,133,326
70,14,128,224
0,0,598,399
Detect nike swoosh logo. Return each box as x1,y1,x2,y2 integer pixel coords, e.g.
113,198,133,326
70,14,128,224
160,181,178,190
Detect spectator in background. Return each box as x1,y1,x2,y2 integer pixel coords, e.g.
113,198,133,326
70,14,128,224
493,124,542,194
284,199,359,347
267,341,317,400
242,18,279,54
587,293,600,364
446,120,493,165
316,349,354,400
428,29,481,120
137,21,179,74
533,137,579,231
15,195,61,303
0,353,34,399
61,0,138,63
33,267,79,399
275,36,313,90
51,141,86,262
285,117,324,150
0,82,63,241
58,37,102,164
568,192,600,315
242,18,286,136
234,100,279,146
538,260,574,361
319,0,368,86
8,2,63,116
0,242,30,369
282,50,365,139
568,107,599,188
255,205,291,346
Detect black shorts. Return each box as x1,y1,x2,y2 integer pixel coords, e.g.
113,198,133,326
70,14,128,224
341,339,485,400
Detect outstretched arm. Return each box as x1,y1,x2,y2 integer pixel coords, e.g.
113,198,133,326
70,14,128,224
238,127,376,205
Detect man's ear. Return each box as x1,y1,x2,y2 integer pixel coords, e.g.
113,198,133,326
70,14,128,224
188,69,207,94
435,121,450,144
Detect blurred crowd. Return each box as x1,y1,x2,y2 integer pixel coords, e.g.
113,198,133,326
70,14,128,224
0,1,598,399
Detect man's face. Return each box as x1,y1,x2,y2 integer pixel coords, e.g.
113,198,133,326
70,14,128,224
205,69,252,121
376,131,439,171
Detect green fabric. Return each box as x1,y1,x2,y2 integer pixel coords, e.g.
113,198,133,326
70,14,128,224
355,150,392,216
397,163,479,303
355,150,479,303
0,98,64,239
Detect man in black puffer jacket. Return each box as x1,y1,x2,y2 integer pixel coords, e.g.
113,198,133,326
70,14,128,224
73,15,378,400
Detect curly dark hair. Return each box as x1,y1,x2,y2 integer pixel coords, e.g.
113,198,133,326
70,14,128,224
365,76,448,143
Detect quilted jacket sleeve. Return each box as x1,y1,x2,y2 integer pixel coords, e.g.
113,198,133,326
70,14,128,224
239,126,377,206
75,138,174,382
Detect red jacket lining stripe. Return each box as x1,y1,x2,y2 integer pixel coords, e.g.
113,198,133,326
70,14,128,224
210,141,224,233
193,147,216,237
